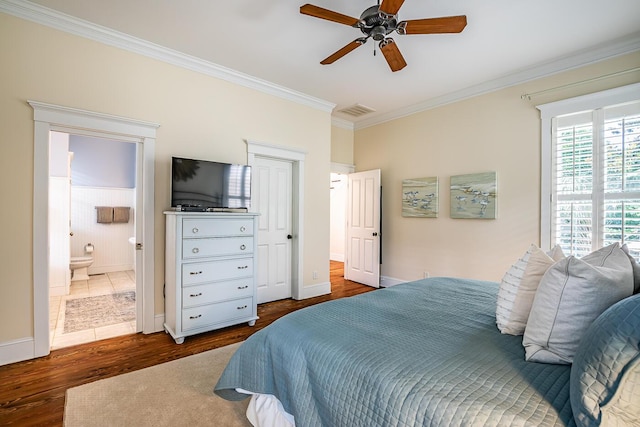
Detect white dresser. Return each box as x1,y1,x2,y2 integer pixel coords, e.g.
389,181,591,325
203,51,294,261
164,211,259,344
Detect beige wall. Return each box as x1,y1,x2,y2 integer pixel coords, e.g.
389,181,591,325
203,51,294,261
330,125,354,165
354,53,640,283
0,13,331,343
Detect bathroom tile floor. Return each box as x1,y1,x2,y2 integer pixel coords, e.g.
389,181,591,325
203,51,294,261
49,270,137,350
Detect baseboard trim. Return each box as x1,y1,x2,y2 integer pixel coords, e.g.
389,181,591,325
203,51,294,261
380,275,407,287
89,264,135,275
297,281,331,300
153,314,166,333
0,337,36,366
329,253,344,262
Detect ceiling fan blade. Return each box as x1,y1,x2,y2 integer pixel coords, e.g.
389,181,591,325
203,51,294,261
400,15,467,34
300,4,360,26
379,0,405,16
379,38,407,72
320,39,367,65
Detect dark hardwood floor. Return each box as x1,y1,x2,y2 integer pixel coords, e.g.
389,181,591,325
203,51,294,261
0,261,374,426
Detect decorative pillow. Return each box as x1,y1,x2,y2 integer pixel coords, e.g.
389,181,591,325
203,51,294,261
546,244,565,262
496,244,564,335
523,243,634,364
621,244,640,294
570,294,640,427
496,244,534,333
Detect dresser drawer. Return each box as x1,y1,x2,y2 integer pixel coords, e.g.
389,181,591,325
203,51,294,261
182,297,253,331
183,218,254,238
182,258,253,286
182,236,253,259
182,279,253,308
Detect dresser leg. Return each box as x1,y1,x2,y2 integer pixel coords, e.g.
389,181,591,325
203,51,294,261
175,337,185,344
248,320,256,327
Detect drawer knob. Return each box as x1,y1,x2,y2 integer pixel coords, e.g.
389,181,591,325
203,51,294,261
237,285,248,290
189,292,202,297
237,265,249,270
189,271,203,275
240,226,246,232
192,227,199,234
237,305,248,310
192,247,199,254
240,244,246,250
189,314,202,319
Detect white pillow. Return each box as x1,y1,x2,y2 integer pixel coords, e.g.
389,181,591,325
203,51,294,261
501,247,557,335
496,244,564,335
496,245,534,333
523,243,634,364
546,244,565,262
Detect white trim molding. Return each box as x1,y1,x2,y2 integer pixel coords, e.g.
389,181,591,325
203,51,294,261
380,275,408,288
299,281,332,299
331,117,355,131
354,32,640,130
245,140,309,300
536,82,640,249
330,162,355,174
0,0,335,114
2,1,637,130
0,338,34,366
23,101,159,364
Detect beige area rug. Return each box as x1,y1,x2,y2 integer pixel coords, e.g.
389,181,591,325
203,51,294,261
64,342,251,427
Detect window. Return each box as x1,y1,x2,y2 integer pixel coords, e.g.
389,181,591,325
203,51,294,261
539,83,640,260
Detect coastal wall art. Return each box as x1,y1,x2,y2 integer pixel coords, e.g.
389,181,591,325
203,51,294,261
450,172,497,219
402,176,438,218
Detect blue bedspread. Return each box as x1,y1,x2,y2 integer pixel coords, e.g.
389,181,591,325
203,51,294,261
215,277,575,426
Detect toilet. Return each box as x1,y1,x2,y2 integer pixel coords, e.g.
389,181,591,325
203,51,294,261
70,256,93,281
70,243,94,281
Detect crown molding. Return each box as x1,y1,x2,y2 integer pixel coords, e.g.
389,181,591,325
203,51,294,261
331,117,355,130
354,31,640,130
3,0,638,129
0,0,335,113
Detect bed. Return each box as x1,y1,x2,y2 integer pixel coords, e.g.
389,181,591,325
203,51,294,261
215,248,640,427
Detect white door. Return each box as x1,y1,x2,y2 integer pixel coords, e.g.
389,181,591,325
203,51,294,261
345,169,381,288
253,157,293,303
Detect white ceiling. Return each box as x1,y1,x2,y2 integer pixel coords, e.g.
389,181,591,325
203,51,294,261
19,0,640,127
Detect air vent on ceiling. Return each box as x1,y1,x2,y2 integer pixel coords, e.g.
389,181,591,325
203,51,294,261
336,104,376,117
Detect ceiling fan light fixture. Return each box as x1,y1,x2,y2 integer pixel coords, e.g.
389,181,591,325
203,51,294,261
371,25,387,41
300,1,467,71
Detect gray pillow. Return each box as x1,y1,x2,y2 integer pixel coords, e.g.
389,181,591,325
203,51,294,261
570,294,640,427
621,243,640,294
523,243,634,364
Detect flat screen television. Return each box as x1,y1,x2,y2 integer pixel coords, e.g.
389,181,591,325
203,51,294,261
171,156,251,211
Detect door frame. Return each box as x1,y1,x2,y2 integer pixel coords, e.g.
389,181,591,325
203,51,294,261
330,162,355,263
246,140,305,300
30,101,159,359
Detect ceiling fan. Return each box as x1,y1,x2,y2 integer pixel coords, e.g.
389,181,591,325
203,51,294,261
300,0,467,72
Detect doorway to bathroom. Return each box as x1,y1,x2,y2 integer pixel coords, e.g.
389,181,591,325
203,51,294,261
48,131,139,349
30,101,157,360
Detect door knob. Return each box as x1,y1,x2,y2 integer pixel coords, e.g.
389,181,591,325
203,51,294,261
287,234,293,239
372,232,378,236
